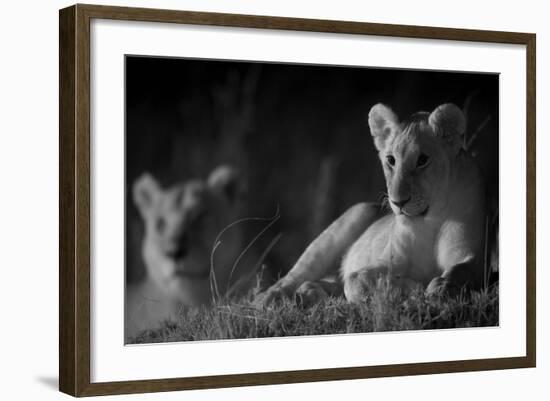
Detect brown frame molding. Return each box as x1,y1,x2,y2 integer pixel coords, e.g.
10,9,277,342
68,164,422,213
59,3,536,397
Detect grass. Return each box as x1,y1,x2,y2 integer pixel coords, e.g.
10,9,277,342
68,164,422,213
129,282,499,344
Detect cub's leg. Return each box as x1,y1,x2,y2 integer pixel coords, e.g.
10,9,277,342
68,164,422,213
426,220,485,297
255,203,380,306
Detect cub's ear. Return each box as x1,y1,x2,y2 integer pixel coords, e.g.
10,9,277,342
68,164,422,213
133,173,160,217
368,103,400,152
208,165,244,204
428,103,466,153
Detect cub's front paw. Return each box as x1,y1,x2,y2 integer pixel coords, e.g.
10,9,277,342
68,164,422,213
425,276,460,297
254,281,295,307
425,276,447,297
296,281,329,308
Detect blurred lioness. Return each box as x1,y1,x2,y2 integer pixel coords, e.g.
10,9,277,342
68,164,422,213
126,165,249,338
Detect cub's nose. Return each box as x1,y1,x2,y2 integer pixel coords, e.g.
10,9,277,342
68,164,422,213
172,245,188,260
168,235,189,259
391,196,411,208
176,235,189,258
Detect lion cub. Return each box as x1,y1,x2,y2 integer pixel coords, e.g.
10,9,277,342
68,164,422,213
257,103,486,305
125,165,248,339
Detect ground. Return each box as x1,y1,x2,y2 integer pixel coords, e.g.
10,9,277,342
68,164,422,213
129,282,499,344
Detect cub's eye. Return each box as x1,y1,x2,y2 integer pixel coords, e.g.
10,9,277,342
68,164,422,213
156,217,166,232
386,155,396,167
417,153,430,168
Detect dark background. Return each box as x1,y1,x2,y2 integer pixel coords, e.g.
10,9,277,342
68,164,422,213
126,56,499,284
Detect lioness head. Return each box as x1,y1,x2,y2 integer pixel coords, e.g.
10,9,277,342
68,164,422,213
368,103,466,218
133,165,244,303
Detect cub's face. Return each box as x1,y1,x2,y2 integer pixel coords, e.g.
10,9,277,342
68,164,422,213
368,103,466,218
133,166,243,296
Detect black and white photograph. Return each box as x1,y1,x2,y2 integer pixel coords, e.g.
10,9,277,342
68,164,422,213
1,0,544,399
124,55,499,344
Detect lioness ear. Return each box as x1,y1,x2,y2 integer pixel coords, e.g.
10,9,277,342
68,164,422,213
208,165,243,204
428,103,466,153
368,103,400,152
133,173,160,216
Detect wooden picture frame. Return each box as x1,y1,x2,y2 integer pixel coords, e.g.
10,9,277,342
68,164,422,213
59,3,536,397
